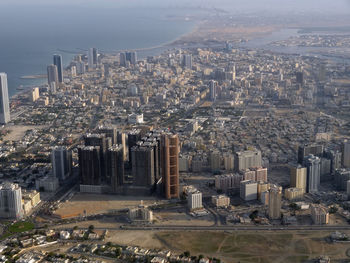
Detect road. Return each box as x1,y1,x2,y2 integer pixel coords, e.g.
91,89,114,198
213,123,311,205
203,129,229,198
113,224,350,232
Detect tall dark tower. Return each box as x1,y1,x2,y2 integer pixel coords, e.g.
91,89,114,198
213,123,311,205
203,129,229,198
85,134,111,182
78,146,101,185
107,145,125,192
131,145,155,187
128,129,142,165
53,54,63,83
97,126,117,145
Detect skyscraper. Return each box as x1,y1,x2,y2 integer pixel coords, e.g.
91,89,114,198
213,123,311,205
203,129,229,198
128,129,142,164
342,140,350,168
53,54,64,83
52,146,72,182
182,54,192,69
161,134,180,199
120,52,127,67
335,169,350,191
97,126,117,145
117,131,128,161
324,149,342,174
85,134,111,182
88,48,98,69
47,64,59,87
268,185,282,220
0,183,23,220
78,146,101,185
304,155,321,193
126,51,137,65
0,73,10,124
131,145,155,187
298,144,324,164
107,145,125,192
209,80,218,102
290,164,307,192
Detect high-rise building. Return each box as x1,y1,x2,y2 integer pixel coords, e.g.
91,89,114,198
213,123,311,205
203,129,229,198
161,134,180,199
211,195,230,208
107,145,124,192
290,164,307,192
120,52,127,67
210,151,221,172
131,145,154,187
0,73,10,124
126,51,137,65
30,87,40,102
53,54,64,83
182,54,192,69
254,167,268,182
268,185,282,219
209,80,218,101
235,150,262,172
188,190,202,210
78,146,101,185
240,180,257,201
88,48,98,69
143,139,160,181
128,129,142,164
310,204,329,225
223,153,235,171
47,64,59,87
335,169,350,191
284,187,304,201
215,173,243,191
296,71,304,85
304,155,321,193
298,144,324,164
342,140,350,168
85,134,111,182
324,149,342,174
0,183,23,220
52,146,72,182
97,126,117,145
117,131,127,161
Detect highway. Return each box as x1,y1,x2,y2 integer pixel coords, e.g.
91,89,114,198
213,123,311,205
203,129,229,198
116,224,350,232
57,224,350,232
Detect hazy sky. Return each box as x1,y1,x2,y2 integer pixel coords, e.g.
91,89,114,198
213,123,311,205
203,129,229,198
0,0,349,15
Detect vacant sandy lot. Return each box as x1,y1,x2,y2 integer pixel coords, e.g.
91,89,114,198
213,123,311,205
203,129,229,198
54,193,162,218
106,230,164,249
155,211,214,226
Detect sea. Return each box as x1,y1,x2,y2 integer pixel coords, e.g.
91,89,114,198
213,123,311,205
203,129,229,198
0,2,198,97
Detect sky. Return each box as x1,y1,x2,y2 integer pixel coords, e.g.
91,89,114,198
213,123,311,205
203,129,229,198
0,0,349,14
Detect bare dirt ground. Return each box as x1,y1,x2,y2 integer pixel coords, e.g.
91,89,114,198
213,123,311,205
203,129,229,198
105,230,164,249
54,193,162,218
154,211,214,226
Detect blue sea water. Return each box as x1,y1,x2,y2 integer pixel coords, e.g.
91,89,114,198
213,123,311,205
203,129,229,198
0,2,196,97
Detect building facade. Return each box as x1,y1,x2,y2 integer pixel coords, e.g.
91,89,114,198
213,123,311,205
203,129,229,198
161,134,180,199
268,185,282,220
0,183,23,220
0,73,10,124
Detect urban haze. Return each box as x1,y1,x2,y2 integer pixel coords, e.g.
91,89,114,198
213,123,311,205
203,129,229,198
0,1,350,263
